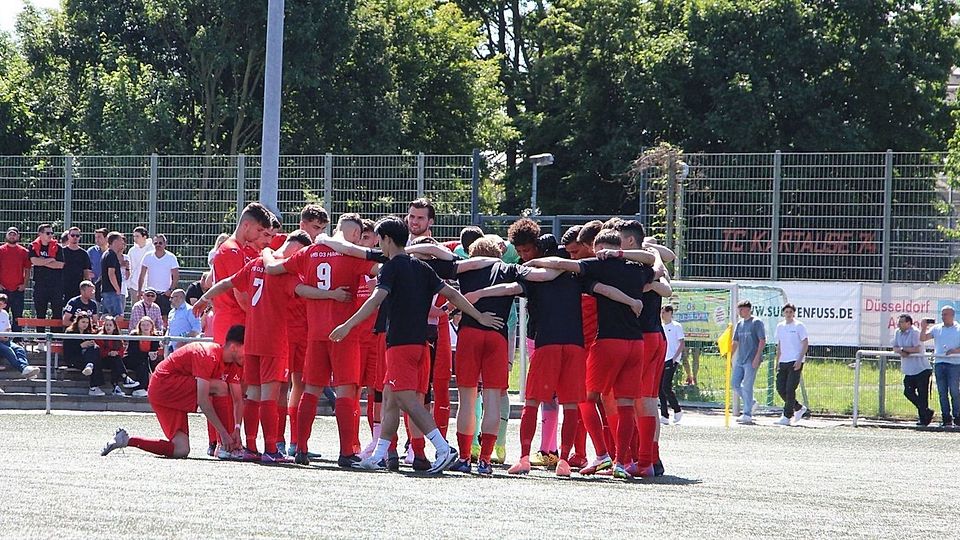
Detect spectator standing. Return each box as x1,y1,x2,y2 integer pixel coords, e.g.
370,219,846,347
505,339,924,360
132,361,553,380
730,300,765,424
184,272,210,306
62,280,99,326
920,305,960,427
63,314,105,396
87,228,109,296
124,316,160,398
659,305,685,424
0,293,40,379
124,226,153,308
130,289,164,333
100,232,126,318
893,314,934,426
28,224,65,323
165,289,200,353
138,234,179,317
0,227,31,332
774,304,809,426
61,226,93,303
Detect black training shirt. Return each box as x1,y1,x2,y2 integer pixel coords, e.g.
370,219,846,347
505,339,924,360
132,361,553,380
63,295,99,319
639,289,665,335
100,251,123,294
61,246,91,293
29,242,64,289
376,254,444,347
578,258,652,340
457,261,526,338
519,272,587,348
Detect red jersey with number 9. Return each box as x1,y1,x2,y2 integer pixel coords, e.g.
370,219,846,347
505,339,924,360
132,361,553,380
282,244,375,341
231,257,299,357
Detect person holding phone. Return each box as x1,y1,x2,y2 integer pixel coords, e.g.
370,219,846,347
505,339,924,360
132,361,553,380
893,314,933,426
920,305,960,427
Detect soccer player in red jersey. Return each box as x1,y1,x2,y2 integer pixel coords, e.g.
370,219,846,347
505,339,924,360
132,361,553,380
526,230,657,478
264,213,377,468
330,216,503,474
100,326,245,458
194,230,314,463
354,220,382,456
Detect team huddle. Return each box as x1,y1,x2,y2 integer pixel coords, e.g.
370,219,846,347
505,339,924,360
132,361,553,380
101,198,676,479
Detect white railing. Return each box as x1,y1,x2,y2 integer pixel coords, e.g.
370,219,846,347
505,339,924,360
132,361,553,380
0,331,212,415
852,349,936,427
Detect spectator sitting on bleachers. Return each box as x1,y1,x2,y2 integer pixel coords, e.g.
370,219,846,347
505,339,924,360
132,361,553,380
96,316,138,396
0,293,40,380
130,289,164,333
64,313,106,396
166,289,200,354
63,280,100,326
123,316,160,398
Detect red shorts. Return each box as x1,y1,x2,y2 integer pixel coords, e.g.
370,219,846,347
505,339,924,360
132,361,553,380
384,344,430,394
455,326,509,389
374,333,387,392
359,335,379,388
287,340,307,374
243,354,287,385
526,344,586,404
304,339,361,387
212,313,244,346
152,403,190,440
434,324,452,387
586,338,645,399
640,332,667,398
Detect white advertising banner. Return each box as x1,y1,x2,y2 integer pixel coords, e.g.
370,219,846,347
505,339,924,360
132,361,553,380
739,281,860,346
859,283,960,347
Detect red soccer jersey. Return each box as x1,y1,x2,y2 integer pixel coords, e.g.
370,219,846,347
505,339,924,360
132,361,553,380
211,238,256,326
282,244,375,341
0,243,30,291
149,342,234,411
354,274,378,336
231,257,299,358
269,233,287,251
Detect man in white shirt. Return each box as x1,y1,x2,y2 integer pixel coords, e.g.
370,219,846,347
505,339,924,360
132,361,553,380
139,234,180,317
124,226,153,308
659,305,685,424
774,303,808,425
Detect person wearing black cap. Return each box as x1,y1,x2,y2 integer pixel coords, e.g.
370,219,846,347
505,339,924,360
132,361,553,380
0,227,30,332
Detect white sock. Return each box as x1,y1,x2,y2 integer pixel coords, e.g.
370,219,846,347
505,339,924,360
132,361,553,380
425,428,449,451
371,438,391,461
371,423,381,440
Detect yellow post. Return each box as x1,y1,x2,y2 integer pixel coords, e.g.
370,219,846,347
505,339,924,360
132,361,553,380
717,323,734,428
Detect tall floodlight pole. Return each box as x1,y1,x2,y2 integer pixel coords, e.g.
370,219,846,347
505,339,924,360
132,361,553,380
259,0,284,217
528,153,554,215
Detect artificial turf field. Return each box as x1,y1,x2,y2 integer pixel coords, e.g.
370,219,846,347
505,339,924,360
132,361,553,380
1,411,953,538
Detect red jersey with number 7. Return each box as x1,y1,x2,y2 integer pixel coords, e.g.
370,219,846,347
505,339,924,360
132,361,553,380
231,257,299,357
282,244,376,342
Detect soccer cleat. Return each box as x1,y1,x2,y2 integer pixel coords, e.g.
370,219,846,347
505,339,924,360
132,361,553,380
338,454,362,469
673,411,684,424
131,389,148,398
241,448,262,462
207,442,217,457
477,460,493,476
82,363,94,376
792,405,808,424
412,457,432,471
261,451,292,464
629,463,655,478
507,456,531,475
404,450,415,466
492,444,506,465
612,464,630,479
579,455,612,475
21,366,40,380
111,385,126,397
774,416,792,426
89,387,105,396
659,416,670,425
555,459,571,477
353,456,387,471
449,458,472,473
427,446,459,474
121,376,139,388
387,451,400,471
568,454,588,469
101,428,129,456
216,445,243,460
294,451,311,465
653,459,665,477
360,439,377,460
276,441,286,455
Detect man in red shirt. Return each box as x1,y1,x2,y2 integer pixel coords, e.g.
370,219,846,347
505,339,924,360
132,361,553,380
210,203,273,346
100,326,245,458
195,230,314,463
354,220,382,457
0,227,31,332
264,213,377,468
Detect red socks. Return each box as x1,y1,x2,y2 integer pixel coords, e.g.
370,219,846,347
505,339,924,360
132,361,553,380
129,436,175,457
259,400,279,452
276,404,287,444
518,405,538,458
578,401,607,456
366,392,375,432
637,415,657,466
353,398,362,454
296,392,319,453
211,395,233,446
456,431,472,459
652,441,660,464
243,399,260,452
615,406,636,465
334,397,358,457
574,417,587,457
434,388,451,438
411,437,426,459
288,406,299,447
479,432,497,462
559,407,580,460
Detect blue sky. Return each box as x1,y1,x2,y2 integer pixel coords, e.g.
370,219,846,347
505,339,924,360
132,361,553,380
0,0,60,37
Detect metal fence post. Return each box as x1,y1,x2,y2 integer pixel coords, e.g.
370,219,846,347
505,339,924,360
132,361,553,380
882,149,893,283
149,153,159,235
64,156,74,229
236,154,246,215
771,151,782,280
416,153,425,198
45,333,52,415
852,351,862,427
878,356,886,417
324,153,333,214
666,161,676,249
471,149,480,225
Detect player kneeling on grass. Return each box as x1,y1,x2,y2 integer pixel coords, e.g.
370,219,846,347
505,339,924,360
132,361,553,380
329,216,503,474
101,325,245,458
